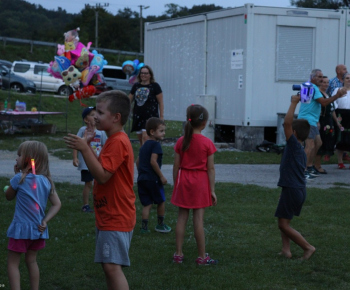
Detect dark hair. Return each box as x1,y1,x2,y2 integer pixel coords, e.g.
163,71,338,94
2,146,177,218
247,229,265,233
292,119,310,142
137,65,156,83
182,104,209,151
96,90,131,125
145,117,165,136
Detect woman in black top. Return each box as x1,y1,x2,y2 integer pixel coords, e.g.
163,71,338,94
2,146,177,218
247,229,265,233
129,65,164,145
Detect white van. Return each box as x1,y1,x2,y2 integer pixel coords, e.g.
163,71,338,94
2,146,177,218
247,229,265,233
102,65,132,93
12,61,73,95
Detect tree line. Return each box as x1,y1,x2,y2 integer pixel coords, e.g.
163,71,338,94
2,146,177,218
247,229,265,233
0,0,349,52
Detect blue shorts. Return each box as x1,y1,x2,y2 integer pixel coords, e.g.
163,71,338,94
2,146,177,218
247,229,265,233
94,229,133,266
308,125,320,139
275,187,306,220
137,180,165,206
81,170,93,182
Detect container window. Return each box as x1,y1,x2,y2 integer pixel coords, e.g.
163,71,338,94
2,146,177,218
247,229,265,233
276,26,314,82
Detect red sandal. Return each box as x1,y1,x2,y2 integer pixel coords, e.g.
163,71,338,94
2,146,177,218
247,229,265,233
338,163,346,169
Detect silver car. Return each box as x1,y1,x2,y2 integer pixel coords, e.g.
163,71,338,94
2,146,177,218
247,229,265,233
12,61,73,95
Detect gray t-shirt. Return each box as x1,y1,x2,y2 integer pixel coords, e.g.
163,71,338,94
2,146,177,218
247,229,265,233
278,134,306,188
76,126,107,171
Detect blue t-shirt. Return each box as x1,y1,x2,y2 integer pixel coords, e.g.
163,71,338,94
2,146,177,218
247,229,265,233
278,134,306,188
7,173,52,239
327,76,343,97
297,84,323,127
137,139,163,182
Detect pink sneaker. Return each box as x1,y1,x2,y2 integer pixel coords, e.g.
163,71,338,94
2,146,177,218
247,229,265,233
173,253,184,264
195,253,218,265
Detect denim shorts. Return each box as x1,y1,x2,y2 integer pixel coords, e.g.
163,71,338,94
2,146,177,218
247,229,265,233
308,125,320,139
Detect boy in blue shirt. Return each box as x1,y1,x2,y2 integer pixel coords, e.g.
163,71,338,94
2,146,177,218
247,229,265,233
275,94,315,260
136,117,171,233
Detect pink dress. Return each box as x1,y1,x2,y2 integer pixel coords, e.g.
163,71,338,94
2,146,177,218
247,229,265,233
171,134,217,209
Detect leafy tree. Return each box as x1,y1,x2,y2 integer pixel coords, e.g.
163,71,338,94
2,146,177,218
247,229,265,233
291,0,349,9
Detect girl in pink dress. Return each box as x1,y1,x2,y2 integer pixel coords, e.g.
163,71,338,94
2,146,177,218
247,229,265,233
171,104,218,265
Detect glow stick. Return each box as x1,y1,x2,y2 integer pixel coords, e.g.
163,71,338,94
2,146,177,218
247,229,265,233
31,159,36,175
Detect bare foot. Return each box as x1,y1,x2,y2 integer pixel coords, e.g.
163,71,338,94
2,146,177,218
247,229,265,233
278,250,292,259
299,246,316,260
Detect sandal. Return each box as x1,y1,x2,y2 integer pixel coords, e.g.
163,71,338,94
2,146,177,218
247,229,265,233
338,163,346,169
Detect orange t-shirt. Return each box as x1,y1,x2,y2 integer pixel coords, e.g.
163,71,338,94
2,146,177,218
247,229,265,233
93,131,136,231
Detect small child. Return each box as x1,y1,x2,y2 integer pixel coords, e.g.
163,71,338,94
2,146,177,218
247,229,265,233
136,117,171,233
171,104,218,265
73,106,107,213
275,94,316,260
64,90,136,289
5,140,61,290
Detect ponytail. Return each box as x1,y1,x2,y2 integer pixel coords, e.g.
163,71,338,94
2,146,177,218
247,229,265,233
181,104,209,152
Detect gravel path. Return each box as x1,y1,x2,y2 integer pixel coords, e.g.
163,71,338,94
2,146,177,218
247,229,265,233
1,150,349,189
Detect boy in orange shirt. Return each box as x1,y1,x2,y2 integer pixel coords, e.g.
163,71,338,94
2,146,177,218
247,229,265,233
64,90,136,289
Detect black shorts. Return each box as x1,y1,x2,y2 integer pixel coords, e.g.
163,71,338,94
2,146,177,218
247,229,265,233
274,187,306,220
137,180,165,206
81,170,93,182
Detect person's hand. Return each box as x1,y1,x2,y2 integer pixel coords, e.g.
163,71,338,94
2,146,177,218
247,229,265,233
38,220,47,234
73,158,79,167
84,121,96,144
160,176,167,185
211,192,217,206
64,134,89,151
291,95,300,104
337,87,348,98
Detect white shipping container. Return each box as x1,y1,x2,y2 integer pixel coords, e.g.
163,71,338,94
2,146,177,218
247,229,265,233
145,3,348,148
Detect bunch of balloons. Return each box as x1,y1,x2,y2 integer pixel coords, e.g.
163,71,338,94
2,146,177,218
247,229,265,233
122,59,144,84
48,27,107,102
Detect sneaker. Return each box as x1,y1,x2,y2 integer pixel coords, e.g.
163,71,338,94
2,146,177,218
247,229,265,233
140,228,151,234
307,166,320,177
81,204,93,212
304,171,315,181
155,224,172,233
338,163,346,169
173,253,184,264
195,253,218,265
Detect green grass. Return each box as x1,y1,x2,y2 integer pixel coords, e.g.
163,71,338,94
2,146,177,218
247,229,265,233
1,179,349,289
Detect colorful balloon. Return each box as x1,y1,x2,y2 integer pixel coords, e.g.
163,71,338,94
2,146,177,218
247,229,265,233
122,60,135,75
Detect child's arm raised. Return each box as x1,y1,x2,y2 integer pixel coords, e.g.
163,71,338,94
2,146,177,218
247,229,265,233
38,191,61,234
150,153,167,185
284,95,300,141
207,154,217,206
173,153,180,185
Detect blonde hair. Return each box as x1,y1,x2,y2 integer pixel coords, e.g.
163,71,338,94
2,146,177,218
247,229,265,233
17,141,55,194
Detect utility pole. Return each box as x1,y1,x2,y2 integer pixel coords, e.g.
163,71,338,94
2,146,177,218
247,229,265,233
139,5,150,53
86,3,109,48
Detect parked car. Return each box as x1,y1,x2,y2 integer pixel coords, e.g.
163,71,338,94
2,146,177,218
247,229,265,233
102,65,132,93
11,61,73,95
0,64,36,93
0,59,12,69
